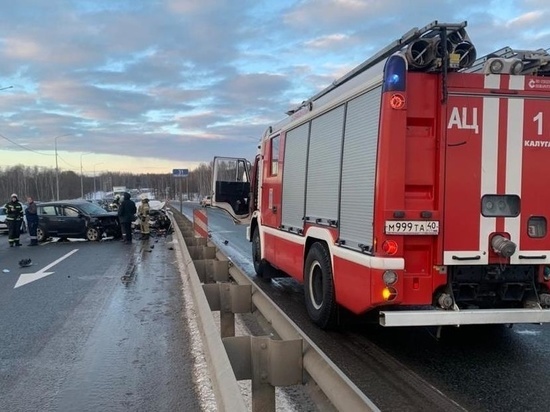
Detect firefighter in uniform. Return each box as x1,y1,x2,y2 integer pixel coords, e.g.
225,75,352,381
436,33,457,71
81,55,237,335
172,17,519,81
111,194,121,211
138,198,150,240
5,194,24,247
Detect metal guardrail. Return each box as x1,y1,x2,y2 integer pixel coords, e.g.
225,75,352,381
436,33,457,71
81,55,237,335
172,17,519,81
222,254,379,412
169,208,379,411
170,212,248,411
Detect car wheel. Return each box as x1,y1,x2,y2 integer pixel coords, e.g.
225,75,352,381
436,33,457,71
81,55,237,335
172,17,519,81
86,227,101,241
36,226,47,243
252,227,270,280
304,243,337,329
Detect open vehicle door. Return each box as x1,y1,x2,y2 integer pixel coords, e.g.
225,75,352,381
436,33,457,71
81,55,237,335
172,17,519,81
212,156,252,224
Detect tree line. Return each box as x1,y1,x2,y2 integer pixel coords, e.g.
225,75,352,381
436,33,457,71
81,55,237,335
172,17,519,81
0,163,213,203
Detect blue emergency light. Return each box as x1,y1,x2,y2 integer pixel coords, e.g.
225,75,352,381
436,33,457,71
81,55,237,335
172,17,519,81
383,54,407,92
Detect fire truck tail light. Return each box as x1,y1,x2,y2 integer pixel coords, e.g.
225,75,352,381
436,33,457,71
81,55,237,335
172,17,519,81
382,240,398,255
383,270,398,286
382,287,398,301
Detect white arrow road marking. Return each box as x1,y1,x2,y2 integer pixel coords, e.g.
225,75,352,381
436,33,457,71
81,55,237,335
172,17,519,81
14,249,79,289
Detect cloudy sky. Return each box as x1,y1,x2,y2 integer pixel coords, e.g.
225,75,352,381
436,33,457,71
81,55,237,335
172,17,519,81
0,0,548,175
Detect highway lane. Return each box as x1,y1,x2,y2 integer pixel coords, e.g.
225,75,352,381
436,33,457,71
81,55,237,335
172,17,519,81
191,203,550,412
0,234,202,411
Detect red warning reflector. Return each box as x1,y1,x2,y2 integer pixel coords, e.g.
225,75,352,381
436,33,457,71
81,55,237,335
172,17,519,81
382,240,398,255
390,93,405,109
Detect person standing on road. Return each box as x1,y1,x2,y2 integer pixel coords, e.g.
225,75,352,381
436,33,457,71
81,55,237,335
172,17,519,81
118,192,136,244
25,196,39,246
138,198,150,240
4,194,24,247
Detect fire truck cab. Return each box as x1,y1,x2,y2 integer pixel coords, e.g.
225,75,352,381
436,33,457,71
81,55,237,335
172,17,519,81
212,21,550,329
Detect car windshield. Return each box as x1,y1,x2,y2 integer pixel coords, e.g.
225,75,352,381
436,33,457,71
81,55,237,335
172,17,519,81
77,202,110,215
0,208,5,215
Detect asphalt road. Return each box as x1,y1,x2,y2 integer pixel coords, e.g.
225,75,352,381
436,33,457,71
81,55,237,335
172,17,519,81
191,202,550,412
0,232,202,411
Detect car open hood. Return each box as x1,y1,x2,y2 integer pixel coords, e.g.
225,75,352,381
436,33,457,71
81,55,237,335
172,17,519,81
148,200,165,210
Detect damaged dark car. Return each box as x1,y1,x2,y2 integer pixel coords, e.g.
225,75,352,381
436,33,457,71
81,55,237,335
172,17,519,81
36,200,121,242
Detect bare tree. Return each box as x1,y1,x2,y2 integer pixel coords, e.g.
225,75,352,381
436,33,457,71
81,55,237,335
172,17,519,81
0,162,214,203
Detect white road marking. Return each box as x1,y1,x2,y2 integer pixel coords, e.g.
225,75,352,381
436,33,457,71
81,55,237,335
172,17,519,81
14,249,79,288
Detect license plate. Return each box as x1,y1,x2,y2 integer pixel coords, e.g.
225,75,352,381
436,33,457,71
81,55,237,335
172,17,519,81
385,220,439,235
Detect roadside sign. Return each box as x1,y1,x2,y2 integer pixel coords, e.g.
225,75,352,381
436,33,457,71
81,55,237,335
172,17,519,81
113,186,126,193
173,168,188,177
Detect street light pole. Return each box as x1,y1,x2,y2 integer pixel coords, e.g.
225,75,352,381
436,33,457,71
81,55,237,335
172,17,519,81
55,138,59,200
80,152,92,199
54,133,73,201
93,163,104,199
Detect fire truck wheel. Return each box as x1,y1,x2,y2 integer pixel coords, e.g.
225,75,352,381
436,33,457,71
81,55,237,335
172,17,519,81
304,243,337,329
252,227,269,280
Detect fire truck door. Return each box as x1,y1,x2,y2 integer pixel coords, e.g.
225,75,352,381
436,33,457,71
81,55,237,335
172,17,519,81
212,156,251,223
443,90,550,265
443,95,485,263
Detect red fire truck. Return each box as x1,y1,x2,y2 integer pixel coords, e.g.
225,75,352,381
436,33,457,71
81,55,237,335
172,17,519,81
212,21,550,329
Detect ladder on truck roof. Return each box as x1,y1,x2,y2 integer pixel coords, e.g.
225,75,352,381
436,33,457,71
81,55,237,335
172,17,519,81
286,20,469,116
462,46,515,73
463,46,550,75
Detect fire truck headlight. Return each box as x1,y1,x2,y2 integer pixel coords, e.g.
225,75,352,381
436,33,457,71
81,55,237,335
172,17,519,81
383,270,398,286
491,234,517,258
489,59,504,74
